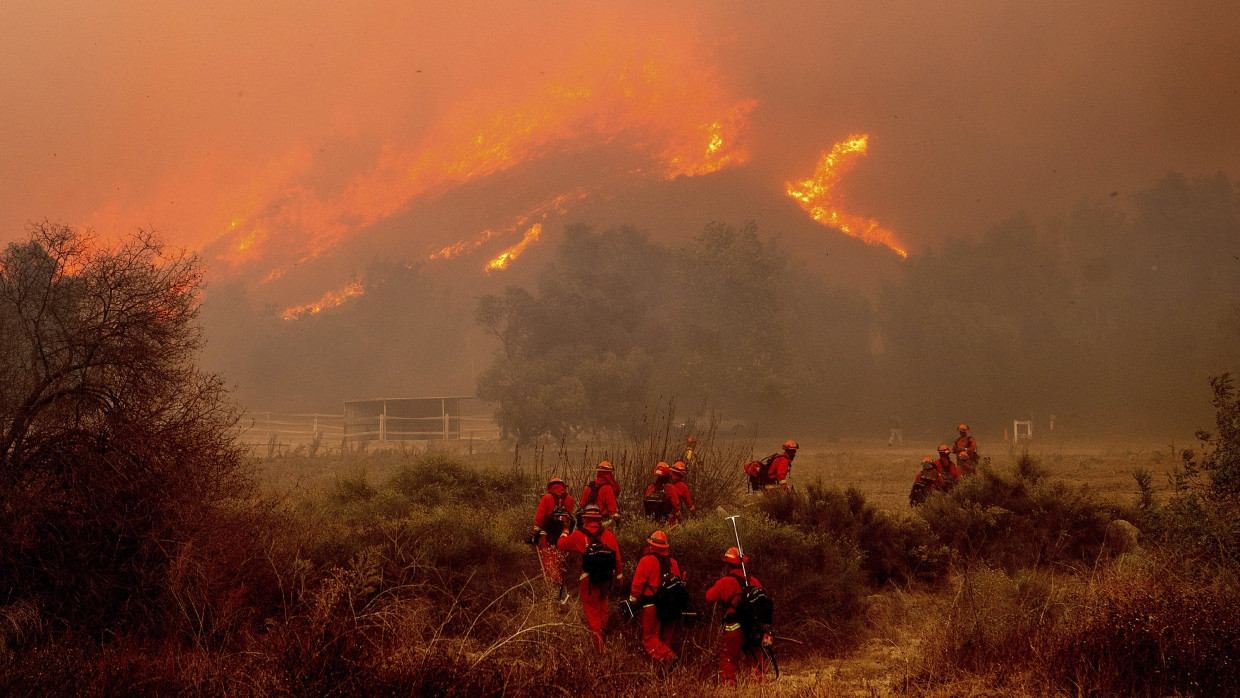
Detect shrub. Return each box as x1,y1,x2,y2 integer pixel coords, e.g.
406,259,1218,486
917,455,1121,571
756,479,949,585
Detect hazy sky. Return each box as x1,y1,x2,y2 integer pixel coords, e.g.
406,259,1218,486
3,1,1237,281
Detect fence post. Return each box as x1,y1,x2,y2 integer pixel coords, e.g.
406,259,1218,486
379,413,387,442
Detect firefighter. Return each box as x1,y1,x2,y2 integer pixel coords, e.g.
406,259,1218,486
532,477,575,584
909,459,945,506
935,444,962,488
629,530,683,668
643,462,682,524
682,436,699,469
705,547,769,687
669,461,696,519
581,460,621,527
557,504,622,653
953,424,979,474
766,440,798,492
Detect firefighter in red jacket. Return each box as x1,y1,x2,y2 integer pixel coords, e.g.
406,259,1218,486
705,547,767,687
581,460,621,526
557,504,622,653
644,462,682,524
935,444,962,488
629,530,681,665
909,459,945,506
953,424,979,474
669,461,696,519
532,477,575,583
766,440,798,492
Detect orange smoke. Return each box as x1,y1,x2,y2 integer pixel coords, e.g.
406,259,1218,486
486,224,541,273
786,135,907,258
280,280,365,321
200,37,754,282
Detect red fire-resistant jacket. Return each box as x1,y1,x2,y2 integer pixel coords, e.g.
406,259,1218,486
581,478,619,519
556,522,622,575
533,485,575,531
629,550,682,602
767,452,792,488
705,570,763,619
671,479,695,516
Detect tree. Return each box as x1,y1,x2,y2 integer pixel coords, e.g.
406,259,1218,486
0,223,251,634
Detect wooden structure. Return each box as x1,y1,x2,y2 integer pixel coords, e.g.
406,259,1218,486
343,396,496,443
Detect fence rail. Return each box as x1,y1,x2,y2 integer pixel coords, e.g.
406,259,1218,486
237,411,500,455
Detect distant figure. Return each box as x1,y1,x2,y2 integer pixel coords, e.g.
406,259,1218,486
669,461,696,519
682,436,699,469
909,459,945,506
643,462,682,524
888,414,904,446
953,424,979,475
581,461,621,527
935,444,962,488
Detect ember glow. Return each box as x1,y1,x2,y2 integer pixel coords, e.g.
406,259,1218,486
280,280,365,321
428,190,588,262
486,224,541,273
786,135,908,258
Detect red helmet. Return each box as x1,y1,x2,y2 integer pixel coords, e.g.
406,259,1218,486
547,477,566,490
921,458,937,470
671,461,687,475
653,462,670,477
721,547,748,567
958,424,969,432
596,460,613,472
938,444,951,454
580,504,603,520
647,530,670,549
782,440,799,451
686,436,698,446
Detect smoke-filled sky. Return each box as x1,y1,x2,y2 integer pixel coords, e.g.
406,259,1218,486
3,0,1238,288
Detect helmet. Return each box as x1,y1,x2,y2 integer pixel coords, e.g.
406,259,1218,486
580,504,603,520
938,444,951,454
958,424,969,432
782,439,799,451
653,462,670,477
721,547,749,567
547,476,566,489
596,460,613,472
686,436,698,446
647,530,670,549
922,458,937,470
671,461,687,475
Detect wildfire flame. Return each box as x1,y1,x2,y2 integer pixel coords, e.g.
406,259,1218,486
280,280,365,321
428,190,587,262
786,135,907,258
198,41,754,282
486,224,541,273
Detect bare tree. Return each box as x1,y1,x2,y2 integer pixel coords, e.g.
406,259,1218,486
0,222,252,634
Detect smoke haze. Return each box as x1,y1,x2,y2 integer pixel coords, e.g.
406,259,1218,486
3,1,1238,428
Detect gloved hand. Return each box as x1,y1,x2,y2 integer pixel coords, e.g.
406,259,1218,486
762,633,774,648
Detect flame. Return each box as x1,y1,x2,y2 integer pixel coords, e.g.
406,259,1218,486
280,280,365,321
428,190,587,262
786,135,907,258
195,38,753,280
486,224,541,273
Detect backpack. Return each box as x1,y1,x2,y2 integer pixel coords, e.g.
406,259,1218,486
744,454,779,490
643,484,675,519
652,554,690,622
543,492,574,540
581,530,617,586
736,581,774,647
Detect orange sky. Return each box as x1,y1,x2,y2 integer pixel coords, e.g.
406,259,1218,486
2,1,1238,281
